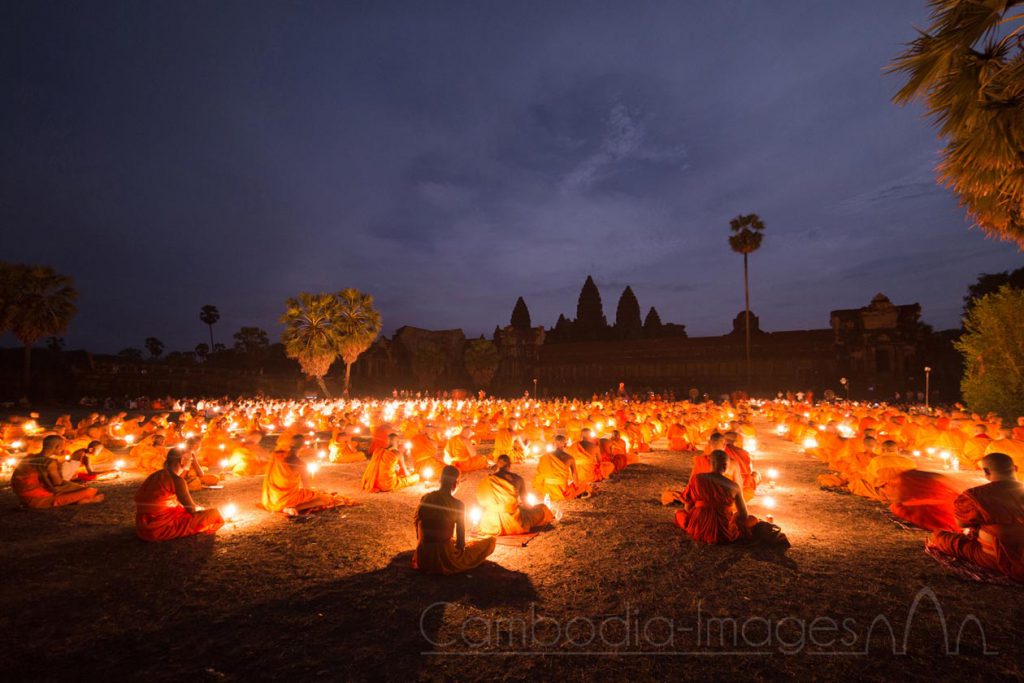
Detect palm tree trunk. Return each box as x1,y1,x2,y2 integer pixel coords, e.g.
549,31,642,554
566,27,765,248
208,324,215,348
344,362,352,397
316,375,331,398
744,252,751,390
23,343,32,397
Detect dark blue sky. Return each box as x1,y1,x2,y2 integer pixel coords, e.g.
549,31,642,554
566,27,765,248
3,1,1020,353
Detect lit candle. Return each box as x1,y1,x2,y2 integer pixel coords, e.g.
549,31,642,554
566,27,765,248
422,465,434,481
222,503,238,521
307,462,319,476
469,506,482,526
114,459,125,471
124,434,135,445
526,493,538,506
220,458,229,469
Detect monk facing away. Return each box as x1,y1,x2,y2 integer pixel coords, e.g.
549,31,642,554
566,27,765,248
533,435,588,501
262,434,357,515
477,454,554,536
928,452,1024,582
674,449,752,545
135,449,224,541
413,465,496,575
12,435,104,508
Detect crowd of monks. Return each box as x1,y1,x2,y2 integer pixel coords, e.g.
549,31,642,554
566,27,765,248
3,396,1024,582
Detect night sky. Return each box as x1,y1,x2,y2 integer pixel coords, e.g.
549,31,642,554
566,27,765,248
3,1,1021,353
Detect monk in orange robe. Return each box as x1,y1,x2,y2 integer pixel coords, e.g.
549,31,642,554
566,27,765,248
567,428,614,486
409,427,444,474
361,433,419,493
846,441,917,501
262,435,357,515
888,470,962,532
413,465,496,575
11,436,104,508
673,450,753,544
131,434,169,472
180,438,221,491
328,427,364,463
444,427,488,473
724,431,758,501
533,435,587,501
477,455,554,535
667,422,694,452
492,419,526,463
1012,418,1024,442
929,453,1024,582
135,449,224,541
600,430,630,471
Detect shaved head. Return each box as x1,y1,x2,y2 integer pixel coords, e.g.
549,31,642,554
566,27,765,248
981,452,1015,476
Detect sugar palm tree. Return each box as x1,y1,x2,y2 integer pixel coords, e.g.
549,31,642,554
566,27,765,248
4,264,78,394
200,304,220,348
728,214,765,388
335,288,382,396
280,293,343,397
889,1,1024,247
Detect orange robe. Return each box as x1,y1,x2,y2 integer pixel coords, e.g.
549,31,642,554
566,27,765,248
131,438,167,471
725,444,757,500
673,474,745,544
888,470,962,532
409,434,443,473
532,452,585,501
931,480,1024,582
600,438,629,471
134,469,224,541
567,442,613,486
492,429,525,462
476,474,554,536
261,450,339,513
413,490,496,575
361,447,417,493
11,456,101,508
667,423,693,451
444,436,488,473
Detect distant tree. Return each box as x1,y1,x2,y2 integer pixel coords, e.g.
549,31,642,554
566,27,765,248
335,288,382,396
956,285,1024,420
643,307,663,336
510,297,532,330
118,347,143,361
164,351,197,365
963,267,1024,317
575,275,608,339
144,337,164,360
614,286,643,339
212,342,226,354
890,2,1024,247
233,326,270,362
3,264,78,393
195,343,210,362
280,293,342,397
46,336,65,352
728,214,765,387
412,341,446,388
200,304,220,347
464,338,500,388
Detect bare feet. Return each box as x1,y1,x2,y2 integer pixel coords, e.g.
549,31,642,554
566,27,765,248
81,494,105,505
283,507,298,517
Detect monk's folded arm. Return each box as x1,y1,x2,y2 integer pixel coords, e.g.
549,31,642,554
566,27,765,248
173,474,197,512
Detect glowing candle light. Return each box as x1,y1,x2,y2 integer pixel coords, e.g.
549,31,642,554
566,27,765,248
220,458,229,469
422,466,434,481
545,444,555,453
404,441,412,452
469,506,482,526
926,447,936,456
124,434,135,445
318,450,327,460
802,436,818,450
222,503,238,521
11,441,23,450
762,496,777,510
219,443,226,451
767,468,779,481
912,450,921,457
526,493,538,506
307,462,319,476
114,459,125,471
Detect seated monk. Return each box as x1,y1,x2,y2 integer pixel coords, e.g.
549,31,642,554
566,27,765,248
888,470,963,532
135,449,225,541
131,434,169,472
328,427,365,463
12,435,104,508
443,427,488,473
667,421,694,452
600,430,629,472
477,455,554,535
361,433,420,493
567,428,614,487
180,438,220,491
724,431,758,501
409,427,444,474
413,465,496,575
63,440,110,482
929,453,1024,583
846,440,916,501
673,450,755,544
533,435,588,501
262,434,357,515
492,419,527,463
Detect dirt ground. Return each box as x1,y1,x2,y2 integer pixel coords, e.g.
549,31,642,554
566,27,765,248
1,418,1021,682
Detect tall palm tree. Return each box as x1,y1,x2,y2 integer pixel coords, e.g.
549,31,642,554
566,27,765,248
728,214,765,389
200,304,220,348
280,293,343,397
335,288,382,396
889,1,1024,247
5,264,78,394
